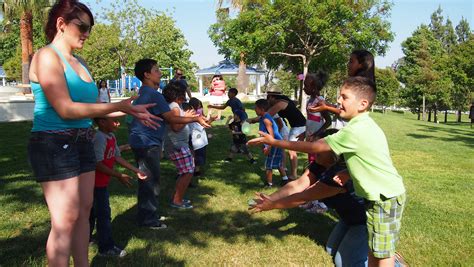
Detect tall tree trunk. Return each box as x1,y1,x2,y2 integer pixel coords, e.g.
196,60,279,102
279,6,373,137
417,108,421,120
457,109,462,122
444,110,448,123
299,58,309,115
237,52,249,94
434,106,438,123
422,95,426,121
20,10,33,88
428,109,432,122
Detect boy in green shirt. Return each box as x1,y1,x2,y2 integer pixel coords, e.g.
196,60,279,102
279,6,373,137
248,76,406,267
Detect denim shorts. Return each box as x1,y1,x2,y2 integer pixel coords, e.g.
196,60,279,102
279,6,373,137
27,129,96,182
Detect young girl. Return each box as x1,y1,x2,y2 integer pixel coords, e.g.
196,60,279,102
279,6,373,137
98,80,111,103
163,82,195,209
308,50,375,128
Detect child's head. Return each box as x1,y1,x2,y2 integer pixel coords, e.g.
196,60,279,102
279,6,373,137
348,50,375,81
304,70,328,96
134,58,161,84
254,99,269,116
162,81,187,104
182,102,193,112
188,97,203,110
228,87,238,98
338,76,376,120
94,117,121,133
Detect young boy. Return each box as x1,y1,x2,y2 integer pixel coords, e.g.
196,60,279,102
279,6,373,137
225,110,256,164
254,99,288,187
207,87,248,122
90,113,147,257
248,77,406,266
128,59,210,228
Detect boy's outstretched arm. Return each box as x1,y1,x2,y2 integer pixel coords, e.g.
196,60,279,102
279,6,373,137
95,162,132,187
248,131,332,154
207,103,227,110
250,181,345,213
115,157,147,180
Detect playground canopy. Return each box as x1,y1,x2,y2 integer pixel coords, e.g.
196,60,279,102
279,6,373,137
195,59,265,95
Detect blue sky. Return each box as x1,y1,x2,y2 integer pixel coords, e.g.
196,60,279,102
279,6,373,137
89,0,473,69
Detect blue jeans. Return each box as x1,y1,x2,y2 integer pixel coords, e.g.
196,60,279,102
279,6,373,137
89,187,115,253
326,221,368,267
132,146,162,226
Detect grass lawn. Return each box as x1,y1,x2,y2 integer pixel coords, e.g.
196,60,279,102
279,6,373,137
0,104,473,266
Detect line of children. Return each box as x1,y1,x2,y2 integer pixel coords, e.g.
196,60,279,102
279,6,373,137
248,76,406,266
89,113,147,257
254,99,288,188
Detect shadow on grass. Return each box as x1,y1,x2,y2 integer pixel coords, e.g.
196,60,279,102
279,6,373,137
407,123,474,147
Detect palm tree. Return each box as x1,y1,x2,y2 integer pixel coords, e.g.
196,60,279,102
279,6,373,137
216,0,267,94
1,0,50,86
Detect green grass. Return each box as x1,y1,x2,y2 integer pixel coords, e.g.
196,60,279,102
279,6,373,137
0,105,473,266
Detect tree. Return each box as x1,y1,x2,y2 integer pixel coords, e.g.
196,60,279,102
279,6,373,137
375,67,399,113
0,0,50,85
210,0,394,112
455,17,470,43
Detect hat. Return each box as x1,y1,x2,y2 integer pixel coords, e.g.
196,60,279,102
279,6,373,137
266,88,282,95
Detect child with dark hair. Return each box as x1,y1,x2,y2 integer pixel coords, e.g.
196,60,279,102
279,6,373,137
129,59,210,225
225,110,256,164
90,113,147,257
163,82,196,209
249,77,406,266
254,99,288,187
208,87,248,122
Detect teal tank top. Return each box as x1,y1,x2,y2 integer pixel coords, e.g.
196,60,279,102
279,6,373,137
31,44,98,131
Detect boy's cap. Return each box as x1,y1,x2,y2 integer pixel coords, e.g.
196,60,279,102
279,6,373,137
266,89,282,95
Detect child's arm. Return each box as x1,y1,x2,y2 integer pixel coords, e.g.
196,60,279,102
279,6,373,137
95,162,133,187
308,100,341,115
250,181,345,213
115,156,147,180
207,103,228,110
262,118,275,154
246,116,260,124
248,131,332,154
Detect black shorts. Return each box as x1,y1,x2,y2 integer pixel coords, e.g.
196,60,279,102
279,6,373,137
194,146,207,166
27,130,96,182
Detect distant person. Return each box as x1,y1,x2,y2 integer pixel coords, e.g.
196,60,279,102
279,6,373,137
27,1,158,265
89,113,147,258
225,110,256,165
98,80,111,103
207,74,226,120
208,87,247,124
470,103,474,128
254,99,288,187
171,68,192,100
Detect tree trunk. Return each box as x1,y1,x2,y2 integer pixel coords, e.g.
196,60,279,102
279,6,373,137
417,108,421,120
299,59,309,115
457,109,462,122
444,110,448,123
237,52,249,94
20,10,34,88
428,109,432,122
422,95,426,121
434,107,438,123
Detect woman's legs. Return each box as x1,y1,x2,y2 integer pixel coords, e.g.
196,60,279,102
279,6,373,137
71,171,94,267
41,175,89,267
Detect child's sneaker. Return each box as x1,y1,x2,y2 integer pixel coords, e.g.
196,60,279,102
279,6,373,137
170,202,193,209
99,246,127,258
264,182,273,188
299,202,314,210
305,200,328,214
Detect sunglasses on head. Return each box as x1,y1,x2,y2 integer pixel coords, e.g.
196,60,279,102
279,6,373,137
71,18,93,33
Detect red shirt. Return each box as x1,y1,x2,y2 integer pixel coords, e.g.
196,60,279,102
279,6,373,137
94,131,120,187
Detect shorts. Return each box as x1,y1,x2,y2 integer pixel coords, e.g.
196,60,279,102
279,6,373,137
230,143,249,154
366,193,406,258
289,126,306,141
265,147,283,170
194,146,207,166
168,147,195,175
210,95,225,105
27,129,96,182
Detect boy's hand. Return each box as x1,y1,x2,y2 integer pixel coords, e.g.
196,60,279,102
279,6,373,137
247,131,275,146
119,144,131,152
249,192,274,213
333,171,350,186
117,173,133,187
307,100,328,113
137,170,147,180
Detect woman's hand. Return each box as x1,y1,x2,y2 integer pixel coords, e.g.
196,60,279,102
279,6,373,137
247,131,275,146
119,97,161,129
